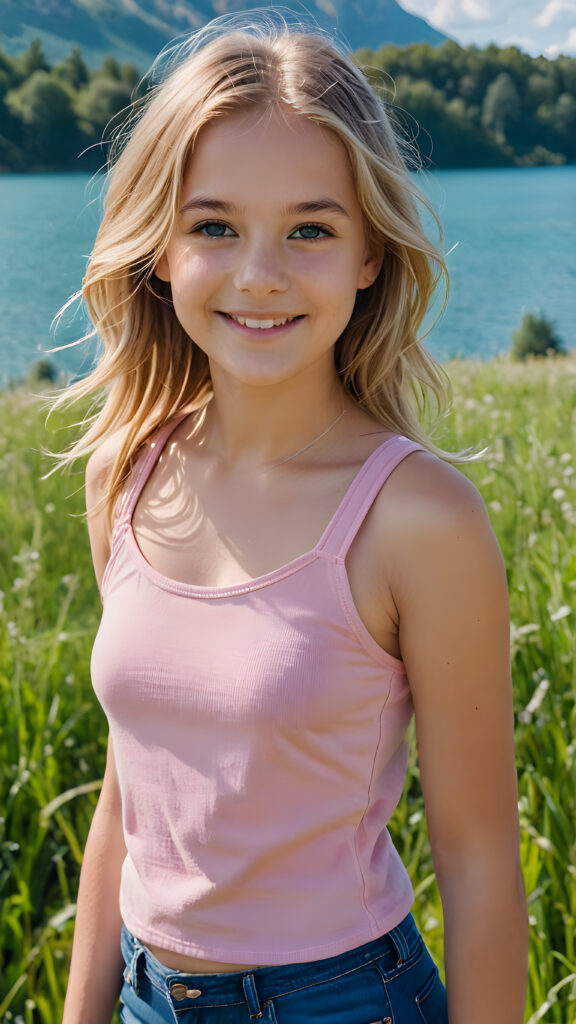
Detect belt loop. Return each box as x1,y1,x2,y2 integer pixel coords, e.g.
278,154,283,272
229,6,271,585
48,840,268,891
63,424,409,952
387,920,410,965
127,940,145,995
242,974,263,1019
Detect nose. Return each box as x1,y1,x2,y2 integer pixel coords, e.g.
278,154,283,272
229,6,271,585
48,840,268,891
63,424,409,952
233,236,290,296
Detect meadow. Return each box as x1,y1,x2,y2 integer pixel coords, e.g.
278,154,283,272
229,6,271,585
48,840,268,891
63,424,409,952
0,355,575,1023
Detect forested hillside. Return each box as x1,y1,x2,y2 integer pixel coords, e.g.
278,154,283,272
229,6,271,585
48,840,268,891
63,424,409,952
359,39,576,167
0,37,575,172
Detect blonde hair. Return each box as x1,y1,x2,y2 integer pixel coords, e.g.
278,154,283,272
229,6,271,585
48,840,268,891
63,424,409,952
53,13,456,518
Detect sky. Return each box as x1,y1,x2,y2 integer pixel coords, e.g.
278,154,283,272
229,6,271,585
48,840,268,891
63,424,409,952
400,0,576,57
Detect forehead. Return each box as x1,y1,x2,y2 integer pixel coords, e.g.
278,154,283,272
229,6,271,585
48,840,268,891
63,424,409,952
181,107,358,206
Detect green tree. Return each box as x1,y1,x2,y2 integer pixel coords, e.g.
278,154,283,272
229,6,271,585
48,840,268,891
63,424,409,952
54,46,89,90
5,71,81,165
528,72,556,106
511,313,566,360
119,62,140,89
481,71,521,144
100,55,122,81
75,77,133,137
14,39,48,78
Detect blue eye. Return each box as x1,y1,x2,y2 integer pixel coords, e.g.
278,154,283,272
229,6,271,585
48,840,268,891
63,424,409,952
290,223,331,240
195,221,235,237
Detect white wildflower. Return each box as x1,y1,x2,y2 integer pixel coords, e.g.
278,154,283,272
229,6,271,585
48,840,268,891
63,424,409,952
57,631,68,642
560,452,572,463
550,605,571,622
12,577,26,592
552,487,565,500
489,500,502,514
563,465,574,478
518,677,550,723
44,502,56,513
514,623,540,637
482,393,495,403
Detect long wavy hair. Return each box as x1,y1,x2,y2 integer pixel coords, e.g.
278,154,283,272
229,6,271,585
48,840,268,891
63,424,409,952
52,11,457,520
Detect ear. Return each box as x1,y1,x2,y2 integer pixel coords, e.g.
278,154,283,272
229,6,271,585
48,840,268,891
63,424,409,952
154,252,171,283
357,247,384,290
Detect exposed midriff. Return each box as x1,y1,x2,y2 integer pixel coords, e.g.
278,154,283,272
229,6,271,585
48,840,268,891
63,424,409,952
140,938,263,973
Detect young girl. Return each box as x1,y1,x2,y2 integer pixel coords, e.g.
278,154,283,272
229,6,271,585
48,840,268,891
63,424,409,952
60,13,527,1024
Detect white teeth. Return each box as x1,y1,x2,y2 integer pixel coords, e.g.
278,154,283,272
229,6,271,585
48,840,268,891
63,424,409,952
228,314,295,329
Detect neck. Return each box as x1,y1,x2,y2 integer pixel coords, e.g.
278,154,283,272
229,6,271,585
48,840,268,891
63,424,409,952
201,366,348,470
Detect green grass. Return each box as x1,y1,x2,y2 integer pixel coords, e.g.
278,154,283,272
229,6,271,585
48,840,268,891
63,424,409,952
1,355,575,1023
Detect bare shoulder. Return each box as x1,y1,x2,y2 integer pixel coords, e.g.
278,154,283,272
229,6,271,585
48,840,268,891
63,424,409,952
376,449,499,552
366,449,507,627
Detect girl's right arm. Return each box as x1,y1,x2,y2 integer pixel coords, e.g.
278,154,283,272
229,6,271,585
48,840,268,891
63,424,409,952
62,443,127,1024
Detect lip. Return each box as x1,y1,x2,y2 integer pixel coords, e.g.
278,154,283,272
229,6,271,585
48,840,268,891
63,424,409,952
217,311,305,336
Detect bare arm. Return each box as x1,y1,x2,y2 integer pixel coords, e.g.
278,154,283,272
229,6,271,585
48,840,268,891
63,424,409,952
62,741,127,1024
387,455,528,1024
62,446,127,1024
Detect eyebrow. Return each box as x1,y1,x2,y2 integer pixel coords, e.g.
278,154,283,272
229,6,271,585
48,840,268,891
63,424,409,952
179,196,350,218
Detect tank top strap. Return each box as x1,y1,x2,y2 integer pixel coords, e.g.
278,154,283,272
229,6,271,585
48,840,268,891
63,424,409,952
318,435,425,559
115,412,191,528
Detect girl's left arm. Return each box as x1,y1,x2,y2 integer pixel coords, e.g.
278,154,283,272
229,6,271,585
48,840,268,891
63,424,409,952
390,455,528,1024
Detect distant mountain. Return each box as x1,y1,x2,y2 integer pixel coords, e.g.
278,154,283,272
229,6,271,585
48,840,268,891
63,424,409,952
0,0,450,70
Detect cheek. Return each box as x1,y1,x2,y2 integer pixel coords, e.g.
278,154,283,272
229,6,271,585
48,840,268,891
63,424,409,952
302,253,364,320
169,249,228,295
299,248,366,290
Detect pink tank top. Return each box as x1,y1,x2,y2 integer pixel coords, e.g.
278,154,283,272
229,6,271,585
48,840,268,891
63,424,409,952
91,416,424,964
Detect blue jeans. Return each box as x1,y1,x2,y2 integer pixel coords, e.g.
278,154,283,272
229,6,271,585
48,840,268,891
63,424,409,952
119,914,448,1023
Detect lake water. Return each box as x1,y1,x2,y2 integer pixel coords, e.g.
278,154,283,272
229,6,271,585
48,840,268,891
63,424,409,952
0,166,575,386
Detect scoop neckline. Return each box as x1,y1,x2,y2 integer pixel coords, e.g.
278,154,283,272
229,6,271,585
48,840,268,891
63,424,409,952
124,433,402,599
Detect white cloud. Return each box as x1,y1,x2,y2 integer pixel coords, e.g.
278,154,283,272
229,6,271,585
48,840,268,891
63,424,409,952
534,1,576,29
545,25,576,52
426,0,493,28
462,0,493,20
399,0,576,54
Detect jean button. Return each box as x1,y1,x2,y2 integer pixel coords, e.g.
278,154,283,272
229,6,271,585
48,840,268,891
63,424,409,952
170,983,202,1000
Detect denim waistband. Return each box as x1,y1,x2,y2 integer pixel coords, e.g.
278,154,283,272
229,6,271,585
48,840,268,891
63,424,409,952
121,913,421,1012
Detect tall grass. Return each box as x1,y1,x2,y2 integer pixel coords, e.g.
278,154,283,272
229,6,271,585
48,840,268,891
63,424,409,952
1,356,575,1023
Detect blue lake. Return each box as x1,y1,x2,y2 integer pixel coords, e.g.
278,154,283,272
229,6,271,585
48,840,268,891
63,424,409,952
0,165,575,386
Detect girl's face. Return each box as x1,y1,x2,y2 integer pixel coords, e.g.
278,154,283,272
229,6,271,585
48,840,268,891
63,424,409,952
155,106,382,390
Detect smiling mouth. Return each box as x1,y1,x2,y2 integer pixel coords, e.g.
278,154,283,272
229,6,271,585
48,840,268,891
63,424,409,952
223,313,304,329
